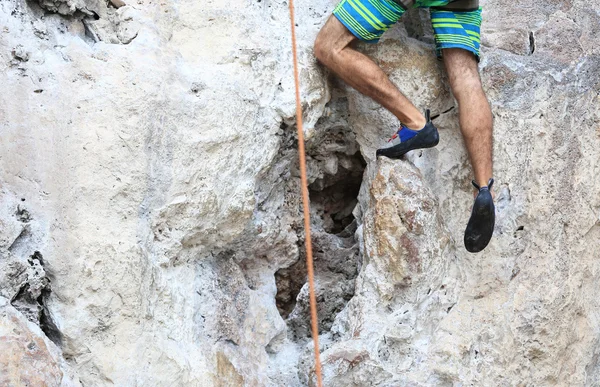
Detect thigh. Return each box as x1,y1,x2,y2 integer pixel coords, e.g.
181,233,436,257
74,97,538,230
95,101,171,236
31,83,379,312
316,14,358,52
443,48,482,96
331,0,406,43
429,7,483,60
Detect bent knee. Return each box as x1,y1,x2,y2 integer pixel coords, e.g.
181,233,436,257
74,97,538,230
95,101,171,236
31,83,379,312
314,30,336,65
314,16,355,65
313,32,328,63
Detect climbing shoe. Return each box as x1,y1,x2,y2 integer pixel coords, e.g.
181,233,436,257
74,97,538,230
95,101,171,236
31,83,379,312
376,109,439,159
464,179,495,253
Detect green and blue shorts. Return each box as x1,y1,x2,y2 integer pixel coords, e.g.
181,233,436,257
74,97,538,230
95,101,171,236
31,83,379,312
333,0,482,59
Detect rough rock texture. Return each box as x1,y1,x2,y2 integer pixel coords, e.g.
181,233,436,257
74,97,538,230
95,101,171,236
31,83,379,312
0,0,599,386
0,297,80,386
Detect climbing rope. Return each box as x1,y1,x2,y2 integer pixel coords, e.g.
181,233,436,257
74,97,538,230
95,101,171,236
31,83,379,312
287,1,324,386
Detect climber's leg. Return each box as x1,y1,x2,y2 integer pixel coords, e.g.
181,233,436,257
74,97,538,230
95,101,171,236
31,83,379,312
314,13,425,129
443,48,493,188
443,48,494,253
431,6,494,252
430,7,490,186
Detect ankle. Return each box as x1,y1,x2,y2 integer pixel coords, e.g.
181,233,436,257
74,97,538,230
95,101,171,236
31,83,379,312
474,178,494,190
400,109,427,130
403,116,426,130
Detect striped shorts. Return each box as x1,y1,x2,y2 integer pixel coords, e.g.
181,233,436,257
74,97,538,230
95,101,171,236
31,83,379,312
333,0,482,59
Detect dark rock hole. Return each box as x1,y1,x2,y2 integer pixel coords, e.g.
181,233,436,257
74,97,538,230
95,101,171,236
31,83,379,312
274,150,365,321
528,31,535,55
38,287,63,347
11,251,63,347
309,151,366,234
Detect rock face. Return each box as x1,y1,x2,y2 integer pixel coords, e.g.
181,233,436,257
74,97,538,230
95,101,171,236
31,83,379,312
0,297,79,386
0,0,599,386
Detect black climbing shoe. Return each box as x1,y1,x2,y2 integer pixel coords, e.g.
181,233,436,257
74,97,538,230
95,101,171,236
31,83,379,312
376,109,439,159
464,179,495,253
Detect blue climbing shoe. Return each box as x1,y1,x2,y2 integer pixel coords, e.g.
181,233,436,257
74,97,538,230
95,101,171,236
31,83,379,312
376,109,439,159
464,179,495,253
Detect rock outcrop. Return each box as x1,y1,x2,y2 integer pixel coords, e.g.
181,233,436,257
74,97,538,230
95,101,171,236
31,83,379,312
0,0,599,385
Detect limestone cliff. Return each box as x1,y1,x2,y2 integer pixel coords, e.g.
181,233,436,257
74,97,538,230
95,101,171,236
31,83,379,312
0,0,599,385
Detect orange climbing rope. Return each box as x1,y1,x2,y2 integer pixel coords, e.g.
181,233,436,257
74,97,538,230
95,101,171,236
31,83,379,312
287,1,324,386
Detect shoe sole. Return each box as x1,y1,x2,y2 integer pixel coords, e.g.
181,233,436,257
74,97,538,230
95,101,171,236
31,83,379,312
376,123,439,159
464,190,495,253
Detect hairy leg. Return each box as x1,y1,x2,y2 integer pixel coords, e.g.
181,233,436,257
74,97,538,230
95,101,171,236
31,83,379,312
314,16,426,129
443,48,493,188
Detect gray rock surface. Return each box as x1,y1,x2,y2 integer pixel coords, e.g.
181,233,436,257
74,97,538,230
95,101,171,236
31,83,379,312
0,0,599,385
